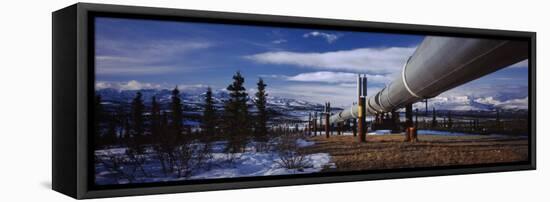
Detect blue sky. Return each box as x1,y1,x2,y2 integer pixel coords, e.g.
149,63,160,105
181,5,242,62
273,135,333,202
95,17,528,109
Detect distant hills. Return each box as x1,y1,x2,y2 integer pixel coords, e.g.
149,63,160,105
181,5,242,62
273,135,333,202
96,87,527,122
96,87,327,121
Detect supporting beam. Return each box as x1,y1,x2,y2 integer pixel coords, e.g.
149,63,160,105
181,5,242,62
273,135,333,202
329,37,527,125
352,118,357,137
358,75,367,143
307,113,312,136
318,116,322,136
405,103,417,142
325,102,330,138
313,112,317,136
415,108,419,128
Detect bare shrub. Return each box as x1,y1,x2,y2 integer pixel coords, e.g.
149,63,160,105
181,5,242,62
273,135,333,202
96,137,150,183
96,150,140,183
172,140,212,178
275,135,312,171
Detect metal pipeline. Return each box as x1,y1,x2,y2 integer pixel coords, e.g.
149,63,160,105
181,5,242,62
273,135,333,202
330,36,528,123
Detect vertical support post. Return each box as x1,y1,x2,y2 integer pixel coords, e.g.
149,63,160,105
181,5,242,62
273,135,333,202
319,116,322,136
431,107,437,128
347,119,351,135
307,112,312,136
312,112,317,136
415,108,419,129
391,110,399,133
358,74,367,143
325,102,330,138
405,104,413,125
405,103,417,142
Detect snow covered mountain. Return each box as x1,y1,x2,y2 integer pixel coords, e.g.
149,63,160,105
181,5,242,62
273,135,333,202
96,88,325,119
412,95,528,112
96,87,527,121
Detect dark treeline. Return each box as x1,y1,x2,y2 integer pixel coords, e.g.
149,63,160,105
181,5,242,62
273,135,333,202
95,71,271,149
94,71,272,178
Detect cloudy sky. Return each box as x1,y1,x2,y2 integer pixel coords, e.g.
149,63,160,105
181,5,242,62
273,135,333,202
95,17,528,109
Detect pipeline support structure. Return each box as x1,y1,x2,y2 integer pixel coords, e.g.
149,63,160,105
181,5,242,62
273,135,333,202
357,75,367,142
328,36,528,129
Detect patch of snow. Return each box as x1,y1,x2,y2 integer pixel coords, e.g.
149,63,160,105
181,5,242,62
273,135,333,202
417,130,526,137
95,140,332,185
296,138,315,147
417,130,468,136
190,152,330,179
368,130,392,135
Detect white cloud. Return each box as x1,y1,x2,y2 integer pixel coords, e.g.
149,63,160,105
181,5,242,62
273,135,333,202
497,97,528,110
96,39,212,75
476,96,528,110
269,83,381,107
96,80,164,91
246,47,415,74
441,83,528,101
271,39,287,44
95,81,213,93
95,65,179,75
277,71,392,85
410,93,528,111
303,31,340,43
410,81,529,111
474,97,500,105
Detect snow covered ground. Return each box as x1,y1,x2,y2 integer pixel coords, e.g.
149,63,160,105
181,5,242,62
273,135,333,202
95,138,332,185
316,129,524,137
368,130,392,135
416,130,527,138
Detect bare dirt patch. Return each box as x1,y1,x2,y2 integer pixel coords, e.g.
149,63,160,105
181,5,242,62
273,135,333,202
303,134,529,172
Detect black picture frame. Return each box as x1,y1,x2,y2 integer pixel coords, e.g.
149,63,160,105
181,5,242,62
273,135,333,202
52,3,536,199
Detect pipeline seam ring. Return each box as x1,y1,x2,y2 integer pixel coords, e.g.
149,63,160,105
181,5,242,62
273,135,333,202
385,83,397,107
378,89,387,110
367,99,381,114
351,105,357,119
401,56,425,99
374,97,384,112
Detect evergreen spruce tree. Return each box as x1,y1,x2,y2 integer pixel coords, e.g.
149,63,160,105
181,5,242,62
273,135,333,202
254,78,269,149
157,110,173,174
160,111,169,143
170,87,184,138
202,87,216,138
127,92,148,177
131,92,145,139
151,96,161,140
105,112,118,146
115,106,126,143
122,116,130,140
223,71,250,153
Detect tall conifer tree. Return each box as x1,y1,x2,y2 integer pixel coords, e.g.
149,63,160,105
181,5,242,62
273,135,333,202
105,112,118,145
254,78,269,144
151,96,161,139
171,87,183,137
202,87,216,137
131,92,145,138
223,71,249,153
